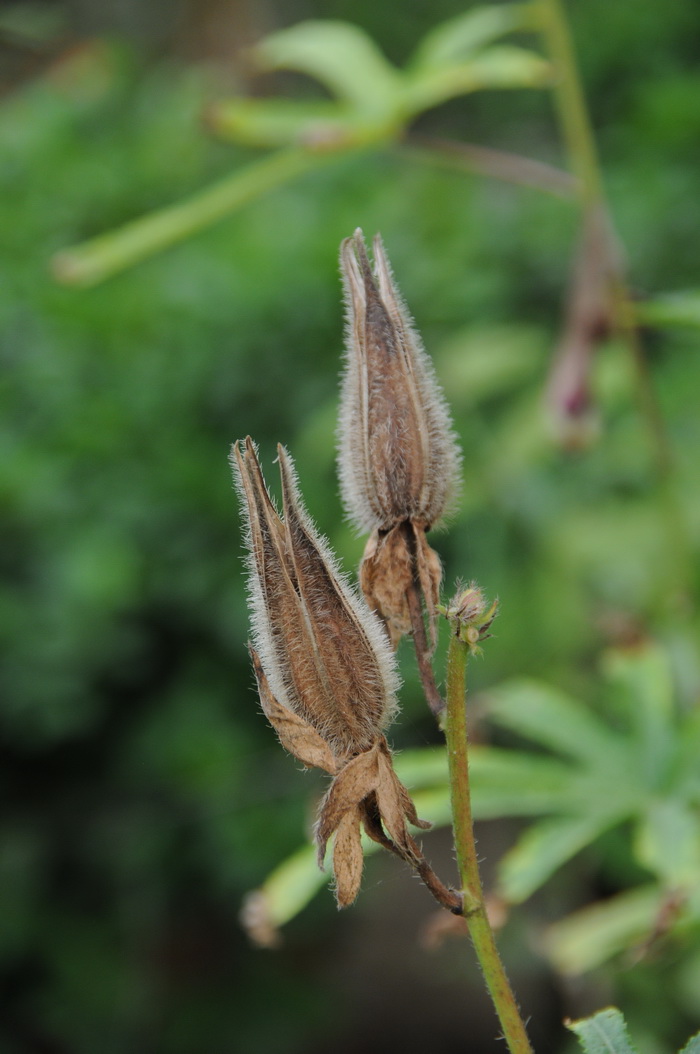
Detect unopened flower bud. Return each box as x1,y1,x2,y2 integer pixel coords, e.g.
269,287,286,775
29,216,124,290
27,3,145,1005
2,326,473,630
443,583,498,652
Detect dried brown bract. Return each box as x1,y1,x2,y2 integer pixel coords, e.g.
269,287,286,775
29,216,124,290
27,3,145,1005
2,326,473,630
338,230,461,657
233,437,458,910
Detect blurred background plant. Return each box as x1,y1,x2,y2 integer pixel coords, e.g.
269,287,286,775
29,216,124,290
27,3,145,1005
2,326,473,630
1,0,699,1052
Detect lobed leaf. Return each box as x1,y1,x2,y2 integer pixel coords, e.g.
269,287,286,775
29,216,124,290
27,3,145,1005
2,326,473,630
404,45,551,115
408,3,535,72
567,1007,639,1054
253,21,403,120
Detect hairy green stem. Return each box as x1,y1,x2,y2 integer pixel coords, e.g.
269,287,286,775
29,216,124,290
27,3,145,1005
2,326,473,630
444,634,533,1054
51,148,327,286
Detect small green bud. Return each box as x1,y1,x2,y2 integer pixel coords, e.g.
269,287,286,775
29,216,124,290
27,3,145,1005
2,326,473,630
441,583,498,652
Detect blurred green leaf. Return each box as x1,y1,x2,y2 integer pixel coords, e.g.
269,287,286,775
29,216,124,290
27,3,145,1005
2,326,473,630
498,813,617,903
483,678,622,762
407,3,534,72
635,799,700,887
206,98,364,150
601,643,676,791
679,1032,700,1054
636,291,700,329
439,324,545,405
567,1008,639,1054
404,45,551,113
547,887,660,974
253,21,403,120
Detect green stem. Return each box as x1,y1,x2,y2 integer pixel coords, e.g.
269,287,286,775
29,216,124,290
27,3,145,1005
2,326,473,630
51,148,327,287
538,0,692,612
444,634,533,1054
536,0,602,205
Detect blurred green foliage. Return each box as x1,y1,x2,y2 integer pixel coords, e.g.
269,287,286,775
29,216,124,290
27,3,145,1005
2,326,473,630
1,1,700,1052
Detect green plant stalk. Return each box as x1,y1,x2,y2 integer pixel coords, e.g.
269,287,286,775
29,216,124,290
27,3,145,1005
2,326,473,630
444,634,533,1054
535,0,602,206
51,148,328,287
538,0,692,612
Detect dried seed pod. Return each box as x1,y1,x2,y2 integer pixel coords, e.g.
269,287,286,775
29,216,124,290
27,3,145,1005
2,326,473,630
233,436,398,758
233,437,457,910
337,230,461,657
338,229,461,535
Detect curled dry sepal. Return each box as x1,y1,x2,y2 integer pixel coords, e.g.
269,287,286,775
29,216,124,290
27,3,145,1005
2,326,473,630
233,437,458,910
338,229,461,654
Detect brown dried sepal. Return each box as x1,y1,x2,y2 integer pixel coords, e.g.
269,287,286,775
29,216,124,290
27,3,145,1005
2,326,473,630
315,736,432,908
360,522,442,650
250,647,337,775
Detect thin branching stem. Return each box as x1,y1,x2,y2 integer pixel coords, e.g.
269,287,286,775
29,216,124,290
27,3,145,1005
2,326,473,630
444,633,533,1054
401,135,578,199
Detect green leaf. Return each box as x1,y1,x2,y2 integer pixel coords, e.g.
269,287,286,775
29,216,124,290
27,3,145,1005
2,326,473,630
484,679,621,763
498,813,618,903
469,747,574,818
545,885,663,974
601,642,674,721
258,843,327,930
408,3,534,72
601,643,674,785
253,21,403,120
400,745,577,818
567,1007,639,1054
393,746,448,787
405,45,551,114
635,291,700,329
207,98,363,149
679,1032,700,1054
634,799,700,886
439,324,545,405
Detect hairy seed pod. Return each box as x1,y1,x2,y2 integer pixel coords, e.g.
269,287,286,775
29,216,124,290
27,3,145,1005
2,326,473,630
337,231,461,656
338,229,461,535
233,437,444,909
232,436,398,758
